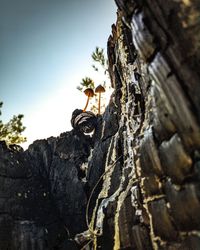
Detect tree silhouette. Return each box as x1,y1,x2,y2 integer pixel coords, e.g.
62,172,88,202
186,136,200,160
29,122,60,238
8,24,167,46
0,102,26,144
77,77,95,92
92,47,106,72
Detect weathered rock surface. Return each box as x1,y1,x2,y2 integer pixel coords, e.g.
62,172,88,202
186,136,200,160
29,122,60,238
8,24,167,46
83,0,200,249
1,0,200,249
0,131,93,249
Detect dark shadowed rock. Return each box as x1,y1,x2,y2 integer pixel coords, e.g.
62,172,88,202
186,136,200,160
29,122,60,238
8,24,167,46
0,130,93,249
71,109,97,134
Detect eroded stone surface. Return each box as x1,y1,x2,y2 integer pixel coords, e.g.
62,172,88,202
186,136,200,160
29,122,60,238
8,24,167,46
0,131,93,249
1,0,200,249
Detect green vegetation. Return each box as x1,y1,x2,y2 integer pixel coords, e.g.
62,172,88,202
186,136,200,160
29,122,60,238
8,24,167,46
77,77,95,92
77,47,110,114
92,47,107,73
0,102,26,145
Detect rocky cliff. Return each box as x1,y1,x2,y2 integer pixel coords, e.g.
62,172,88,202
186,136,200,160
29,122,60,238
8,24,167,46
0,130,94,249
1,0,200,249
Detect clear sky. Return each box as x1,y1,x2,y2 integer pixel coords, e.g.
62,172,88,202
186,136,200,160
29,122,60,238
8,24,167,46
0,0,117,148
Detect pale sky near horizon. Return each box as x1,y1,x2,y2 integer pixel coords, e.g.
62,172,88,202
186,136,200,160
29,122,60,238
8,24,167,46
0,0,117,149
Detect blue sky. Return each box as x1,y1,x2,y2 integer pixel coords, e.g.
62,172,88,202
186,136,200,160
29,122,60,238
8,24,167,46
0,0,117,148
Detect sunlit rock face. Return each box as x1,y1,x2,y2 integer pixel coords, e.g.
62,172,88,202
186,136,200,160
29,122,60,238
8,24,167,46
83,0,200,249
1,0,200,249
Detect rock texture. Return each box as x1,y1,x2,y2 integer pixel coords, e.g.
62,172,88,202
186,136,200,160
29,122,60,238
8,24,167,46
83,0,200,249
1,0,200,249
0,131,93,250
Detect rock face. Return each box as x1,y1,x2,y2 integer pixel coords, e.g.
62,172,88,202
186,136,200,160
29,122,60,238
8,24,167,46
1,0,200,249
84,1,200,249
0,131,93,249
